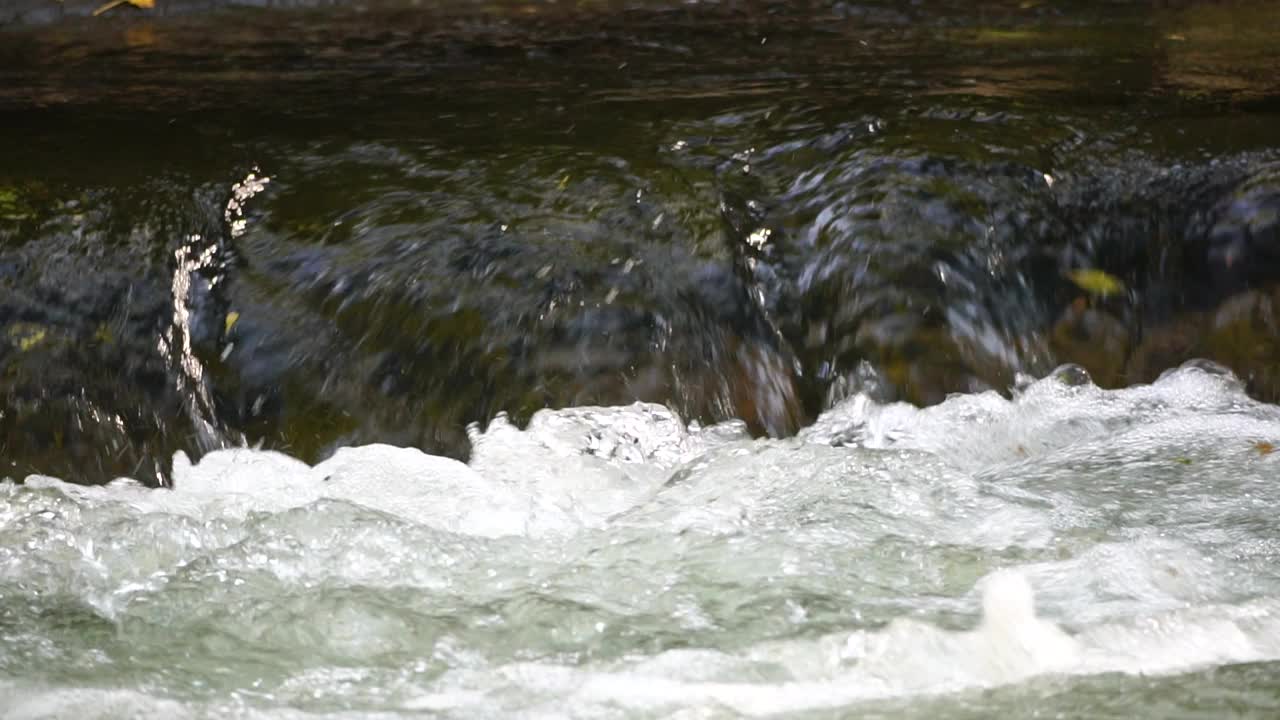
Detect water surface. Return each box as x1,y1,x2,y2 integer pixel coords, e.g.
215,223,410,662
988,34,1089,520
5,367,1280,717
3,0,1280,481
3,1,1280,716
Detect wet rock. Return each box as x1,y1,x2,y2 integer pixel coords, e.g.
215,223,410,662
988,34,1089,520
1124,288,1280,402
1197,288,1280,400
1206,170,1280,297
1049,300,1131,388
0,188,234,485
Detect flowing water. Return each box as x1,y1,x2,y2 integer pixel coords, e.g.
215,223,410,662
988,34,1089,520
3,0,1280,716
6,367,1280,717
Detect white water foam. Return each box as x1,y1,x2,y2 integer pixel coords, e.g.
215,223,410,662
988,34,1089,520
4,362,1280,718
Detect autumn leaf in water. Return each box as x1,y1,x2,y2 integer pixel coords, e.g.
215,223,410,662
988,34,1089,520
8,323,47,352
93,0,154,16
1254,441,1276,456
0,187,32,220
1067,269,1125,297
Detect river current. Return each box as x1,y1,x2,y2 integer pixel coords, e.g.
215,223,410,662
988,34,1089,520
5,365,1280,717
3,0,1280,716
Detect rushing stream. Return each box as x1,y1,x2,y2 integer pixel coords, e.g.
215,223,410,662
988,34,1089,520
6,366,1280,717
3,0,1280,716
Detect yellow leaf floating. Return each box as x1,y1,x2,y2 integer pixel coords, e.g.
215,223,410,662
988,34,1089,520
0,187,32,220
92,0,154,16
20,329,46,352
1067,269,1125,297
224,311,240,334
93,323,115,345
9,325,47,352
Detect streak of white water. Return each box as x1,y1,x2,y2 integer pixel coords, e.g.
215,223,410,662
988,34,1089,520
3,362,1280,718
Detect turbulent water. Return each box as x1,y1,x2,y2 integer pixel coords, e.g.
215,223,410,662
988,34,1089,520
5,0,1280,716
4,365,1280,717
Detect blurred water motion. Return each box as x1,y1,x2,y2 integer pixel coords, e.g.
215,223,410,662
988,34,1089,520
1,0,1279,487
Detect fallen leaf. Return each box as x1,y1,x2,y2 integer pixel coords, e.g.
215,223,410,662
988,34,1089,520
224,311,240,334
93,324,114,345
1254,441,1276,456
93,0,154,17
0,187,32,220
1067,269,1125,297
11,326,47,352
